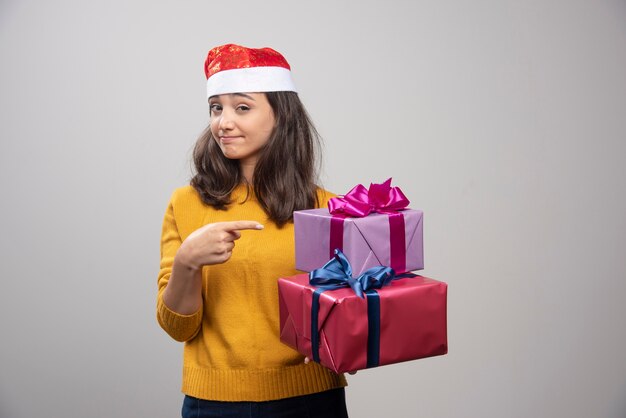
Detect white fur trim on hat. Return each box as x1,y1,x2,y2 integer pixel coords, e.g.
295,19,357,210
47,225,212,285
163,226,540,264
207,66,297,98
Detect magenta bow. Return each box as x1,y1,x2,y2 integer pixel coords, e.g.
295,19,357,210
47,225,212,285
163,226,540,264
328,178,410,217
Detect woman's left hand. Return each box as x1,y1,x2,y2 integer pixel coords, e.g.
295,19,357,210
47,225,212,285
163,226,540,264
304,357,357,375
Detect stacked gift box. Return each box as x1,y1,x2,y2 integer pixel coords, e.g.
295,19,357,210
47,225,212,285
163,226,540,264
278,178,448,374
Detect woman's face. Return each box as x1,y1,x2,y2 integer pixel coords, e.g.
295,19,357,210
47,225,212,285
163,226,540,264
209,92,275,168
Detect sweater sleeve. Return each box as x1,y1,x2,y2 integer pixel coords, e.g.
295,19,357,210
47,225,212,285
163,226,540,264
156,191,203,342
316,187,337,208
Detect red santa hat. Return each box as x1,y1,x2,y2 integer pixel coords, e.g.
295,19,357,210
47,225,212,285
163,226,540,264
204,44,297,98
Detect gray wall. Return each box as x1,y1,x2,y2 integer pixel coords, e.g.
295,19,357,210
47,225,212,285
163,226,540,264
1,1,625,417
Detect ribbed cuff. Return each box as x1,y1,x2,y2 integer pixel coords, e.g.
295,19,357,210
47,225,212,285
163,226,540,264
182,362,347,402
157,297,203,342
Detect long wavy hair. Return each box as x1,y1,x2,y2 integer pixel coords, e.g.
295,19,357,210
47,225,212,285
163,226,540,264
190,91,321,227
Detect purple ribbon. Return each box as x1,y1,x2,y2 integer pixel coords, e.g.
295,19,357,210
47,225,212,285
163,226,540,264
327,179,410,273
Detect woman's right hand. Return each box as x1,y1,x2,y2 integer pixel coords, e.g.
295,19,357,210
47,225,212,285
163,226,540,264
163,220,263,315
176,220,264,270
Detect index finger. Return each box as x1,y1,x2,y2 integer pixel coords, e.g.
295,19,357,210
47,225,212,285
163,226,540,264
220,220,264,232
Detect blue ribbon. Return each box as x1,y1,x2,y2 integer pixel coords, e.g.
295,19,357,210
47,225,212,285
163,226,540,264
365,289,381,368
309,249,413,367
309,249,396,298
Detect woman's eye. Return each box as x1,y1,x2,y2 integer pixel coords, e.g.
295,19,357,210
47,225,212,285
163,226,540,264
209,104,222,113
237,105,250,112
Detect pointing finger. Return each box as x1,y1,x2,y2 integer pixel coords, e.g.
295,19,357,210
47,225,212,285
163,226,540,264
227,230,241,240
221,221,264,232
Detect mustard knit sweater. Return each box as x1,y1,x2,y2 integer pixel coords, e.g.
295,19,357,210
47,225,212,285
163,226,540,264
156,184,347,402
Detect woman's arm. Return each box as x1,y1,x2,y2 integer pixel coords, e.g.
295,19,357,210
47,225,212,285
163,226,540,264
162,220,262,314
156,196,263,341
161,252,203,315
156,199,203,342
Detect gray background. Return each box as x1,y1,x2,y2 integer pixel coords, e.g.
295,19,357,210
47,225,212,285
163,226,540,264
1,1,625,417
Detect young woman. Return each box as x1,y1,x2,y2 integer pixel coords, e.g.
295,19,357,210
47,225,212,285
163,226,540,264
156,44,349,417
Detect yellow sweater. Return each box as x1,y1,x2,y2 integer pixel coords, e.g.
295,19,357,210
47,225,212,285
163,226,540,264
156,184,347,401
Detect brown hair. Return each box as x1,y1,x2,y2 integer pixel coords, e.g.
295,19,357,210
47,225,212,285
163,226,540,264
190,91,321,227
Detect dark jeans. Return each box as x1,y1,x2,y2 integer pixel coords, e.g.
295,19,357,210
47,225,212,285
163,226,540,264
182,388,349,418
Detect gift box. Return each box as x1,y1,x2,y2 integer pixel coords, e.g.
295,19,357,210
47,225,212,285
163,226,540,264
278,252,448,374
295,179,423,277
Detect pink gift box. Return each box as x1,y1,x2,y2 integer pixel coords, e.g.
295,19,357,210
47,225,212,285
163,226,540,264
278,273,448,374
294,208,424,277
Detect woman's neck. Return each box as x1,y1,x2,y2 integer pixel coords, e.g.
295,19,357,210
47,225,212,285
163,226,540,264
240,160,256,183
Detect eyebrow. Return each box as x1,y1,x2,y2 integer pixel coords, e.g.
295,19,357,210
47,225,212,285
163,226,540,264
208,93,256,101
232,93,255,100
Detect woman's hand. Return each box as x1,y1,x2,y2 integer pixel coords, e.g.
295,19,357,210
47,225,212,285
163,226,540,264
162,220,263,315
304,357,358,375
176,220,264,270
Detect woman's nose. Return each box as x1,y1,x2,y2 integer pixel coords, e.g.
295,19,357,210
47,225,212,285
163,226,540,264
218,111,235,131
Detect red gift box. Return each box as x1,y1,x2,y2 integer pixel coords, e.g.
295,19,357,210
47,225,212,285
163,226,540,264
278,272,448,374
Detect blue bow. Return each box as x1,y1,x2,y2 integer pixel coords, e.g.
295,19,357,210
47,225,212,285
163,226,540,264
309,249,396,298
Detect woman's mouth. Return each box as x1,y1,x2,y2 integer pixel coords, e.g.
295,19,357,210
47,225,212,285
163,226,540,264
219,136,241,144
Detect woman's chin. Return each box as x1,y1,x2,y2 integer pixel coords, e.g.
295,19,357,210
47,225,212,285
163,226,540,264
219,147,241,160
